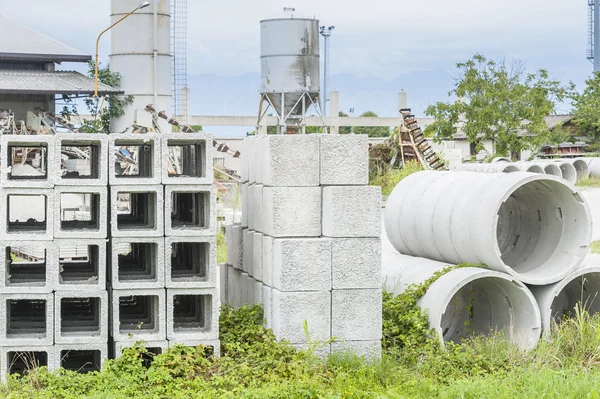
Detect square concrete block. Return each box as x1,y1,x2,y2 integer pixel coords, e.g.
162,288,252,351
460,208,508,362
262,236,274,287
331,289,382,341
165,184,216,237
167,339,221,357
166,288,219,341
0,293,54,346
271,238,332,292
271,289,331,344
220,264,230,305
253,184,263,233
320,134,369,185
252,232,263,282
114,340,169,357
53,185,108,239
332,238,381,289
232,224,244,270
0,188,54,240
53,133,109,186
112,288,166,342
0,134,55,188
241,183,249,228
262,284,272,328
109,133,161,185
111,185,164,237
1,345,55,380
227,267,241,308
0,241,55,293
243,274,254,305
322,186,381,238
247,183,255,230
54,239,106,291
253,280,263,305
54,290,108,344
331,340,381,360
242,229,253,276
161,133,213,185
111,237,165,289
262,135,320,187
165,236,217,289
55,343,107,373
263,187,322,237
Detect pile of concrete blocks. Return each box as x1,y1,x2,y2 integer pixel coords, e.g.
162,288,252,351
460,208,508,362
221,134,382,358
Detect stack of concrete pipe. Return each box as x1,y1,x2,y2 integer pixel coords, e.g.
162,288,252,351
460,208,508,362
383,171,593,349
582,158,600,178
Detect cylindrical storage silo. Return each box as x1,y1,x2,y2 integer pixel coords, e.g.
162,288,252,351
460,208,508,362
384,171,591,285
450,163,519,173
110,0,172,133
553,161,577,185
383,252,541,350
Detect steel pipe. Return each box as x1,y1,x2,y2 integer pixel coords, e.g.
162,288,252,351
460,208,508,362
385,171,591,285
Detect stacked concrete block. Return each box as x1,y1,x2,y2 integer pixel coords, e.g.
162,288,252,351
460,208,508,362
1,346,55,379
54,239,107,291
0,241,55,293
55,343,108,373
53,133,109,186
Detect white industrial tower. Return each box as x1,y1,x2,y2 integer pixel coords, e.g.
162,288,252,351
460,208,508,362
588,0,600,71
320,25,334,117
171,0,188,123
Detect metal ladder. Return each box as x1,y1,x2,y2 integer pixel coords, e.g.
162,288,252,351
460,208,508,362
400,108,445,170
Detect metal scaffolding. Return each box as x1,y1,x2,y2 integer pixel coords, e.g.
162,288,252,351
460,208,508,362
171,0,188,123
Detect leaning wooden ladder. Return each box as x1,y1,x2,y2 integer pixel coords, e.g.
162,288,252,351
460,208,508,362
399,108,445,170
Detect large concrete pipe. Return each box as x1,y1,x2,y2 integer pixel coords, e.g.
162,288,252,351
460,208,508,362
531,162,563,179
515,162,545,174
582,158,600,179
385,171,591,285
552,161,577,185
491,157,512,163
530,266,600,336
383,252,541,350
450,163,520,173
559,159,590,180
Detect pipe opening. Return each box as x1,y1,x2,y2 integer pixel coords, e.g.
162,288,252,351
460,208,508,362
6,299,46,338
166,140,206,178
171,191,209,229
526,165,544,174
170,242,209,281
118,295,158,333
7,351,48,376
113,142,154,178
558,164,577,184
550,272,600,325
60,144,100,178
117,242,158,282
116,192,157,230
60,297,101,336
543,164,562,177
60,193,101,231
501,165,520,173
572,160,589,180
60,350,101,373
59,244,99,285
173,294,211,332
5,246,46,287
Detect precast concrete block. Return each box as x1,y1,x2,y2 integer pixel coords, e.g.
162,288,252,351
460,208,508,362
243,274,254,305
0,188,54,240
320,134,369,185
253,280,263,305
262,236,274,287
331,340,381,360
263,187,322,237
1,345,55,380
114,340,169,357
54,239,106,291
323,186,381,238
161,133,213,185
331,238,381,289
111,237,165,289
253,184,264,233
241,183,249,228
53,133,109,186
254,136,264,185
0,241,55,293
109,133,161,185
167,339,221,357
232,224,243,270
166,288,220,341
110,185,164,238
219,263,228,305
253,232,263,282
262,284,272,328
54,343,107,373
164,184,216,237
247,136,256,185
54,290,108,344
247,183,255,230
165,236,216,289
225,224,234,266
0,292,54,345
331,289,382,341
271,289,331,344
242,229,254,276
53,185,108,239
262,135,320,187
111,288,166,342
240,137,250,183
227,267,241,308
0,134,55,188
271,238,332,292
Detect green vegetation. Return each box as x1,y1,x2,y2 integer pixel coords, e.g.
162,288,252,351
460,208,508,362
576,176,600,188
217,232,227,263
573,71,600,140
591,240,600,254
370,161,423,195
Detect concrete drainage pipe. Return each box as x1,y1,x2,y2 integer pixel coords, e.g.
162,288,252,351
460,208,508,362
532,162,562,179
382,253,541,350
385,171,591,285
552,161,577,185
530,267,600,336
450,163,520,173
515,162,545,174
585,158,600,178
560,159,589,180
491,157,512,163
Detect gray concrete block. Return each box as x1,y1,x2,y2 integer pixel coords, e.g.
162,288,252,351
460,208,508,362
53,133,109,186
242,229,254,276
322,186,381,238
320,134,369,185
253,280,263,306
111,288,166,342
271,289,331,344
168,339,221,357
253,184,263,233
332,238,381,289
164,184,216,237
243,274,254,305
53,185,108,239
263,187,322,237
0,293,54,345
262,135,320,187
54,290,108,344
331,289,382,341
1,345,55,380
109,133,161,185
271,238,332,292
330,340,381,360
252,232,263,282
232,224,244,270
0,134,55,188
247,136,257,185
241,183,249,228
225,225,234,266
111,237,165,289
227,267,240,308
110,185,164,237
0,188,54,241
262,284,272,329
165,236,216,289
114,340,169,357
161,133,213,185
240,138,250,183
219,263,228,305
247,183,255,230
0,241,55,293
166,288,220,341
262,236,274,287
54,343,107,373
255,136,265,184
54,239,106,291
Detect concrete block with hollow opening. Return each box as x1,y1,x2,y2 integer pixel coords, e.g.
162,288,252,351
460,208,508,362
161,133,213,185
53,185,107,239
320,134,369,185
0,346,54,381
111,288,166,342
262,186,322,237
167,339,221,357
261,135,320,187
0,292,54,346
166,288,220,341
164,184,216,237
0,188,54,241
111,237,165,289
322,186,381,238
53,133,108,186
252,232,263,282
165,236,217,289
110,185,164,238
54,290,108,344
0,134,55,188
332,238,381,289
331,289,382,342
331,340,382,361
0,241,55,293
54,239,106,291
54,343,107,374
109,133,161,185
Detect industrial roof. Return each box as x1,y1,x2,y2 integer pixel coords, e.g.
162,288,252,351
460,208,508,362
0,16,91,63
0,70,123,95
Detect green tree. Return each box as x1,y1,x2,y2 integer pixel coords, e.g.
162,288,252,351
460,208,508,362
354,111,391,137
572,71,600,140
424,54,573,157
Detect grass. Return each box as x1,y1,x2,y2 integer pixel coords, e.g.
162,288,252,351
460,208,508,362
370,161,423,196
217,232,227,263
576,176,600,188
592,241,600,254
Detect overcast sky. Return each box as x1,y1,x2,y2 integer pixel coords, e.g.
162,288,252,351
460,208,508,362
3,0,594,89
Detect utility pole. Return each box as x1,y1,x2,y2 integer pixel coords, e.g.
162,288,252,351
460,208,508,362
320,25,335,117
